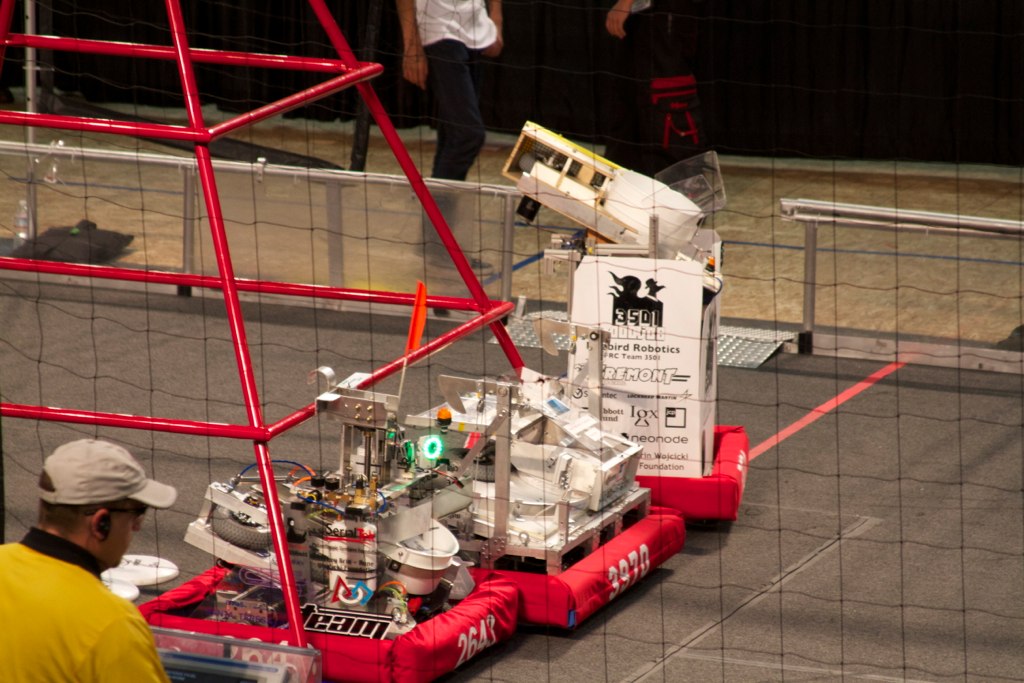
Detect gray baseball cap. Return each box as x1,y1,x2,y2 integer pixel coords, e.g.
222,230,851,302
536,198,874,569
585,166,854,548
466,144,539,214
40,439,177,509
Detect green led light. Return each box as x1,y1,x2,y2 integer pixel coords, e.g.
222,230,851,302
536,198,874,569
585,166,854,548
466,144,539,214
420,434,444,461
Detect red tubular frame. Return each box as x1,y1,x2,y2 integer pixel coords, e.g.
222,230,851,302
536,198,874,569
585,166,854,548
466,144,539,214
0,0,525,649
0,256,488,310
6,34,352,72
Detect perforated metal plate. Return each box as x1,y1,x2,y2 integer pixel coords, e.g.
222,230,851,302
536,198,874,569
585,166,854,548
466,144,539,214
503,311,570,351
498,312,795,369
718,325,795,368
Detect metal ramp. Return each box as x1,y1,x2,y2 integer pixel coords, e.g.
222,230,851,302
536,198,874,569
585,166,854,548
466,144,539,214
717,324,797,368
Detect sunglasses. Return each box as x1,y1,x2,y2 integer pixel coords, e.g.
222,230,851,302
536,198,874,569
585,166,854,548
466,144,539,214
83,505,149,519
108,505,149,519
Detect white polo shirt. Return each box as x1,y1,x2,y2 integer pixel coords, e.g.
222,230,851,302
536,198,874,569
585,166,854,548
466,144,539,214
416,0,497,49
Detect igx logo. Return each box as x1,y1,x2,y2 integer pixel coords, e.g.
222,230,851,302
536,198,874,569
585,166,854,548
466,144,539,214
631,406,657,427
631,406,686,428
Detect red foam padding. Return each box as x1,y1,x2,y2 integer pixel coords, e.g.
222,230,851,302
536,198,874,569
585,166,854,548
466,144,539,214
473,512,685,628
390,571,519,682
141,567,519,683
139,564,230,620
636,425,749,520
472,566,571,627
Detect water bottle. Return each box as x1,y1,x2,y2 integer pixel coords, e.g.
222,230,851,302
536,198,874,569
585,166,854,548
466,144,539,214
13,199,29,248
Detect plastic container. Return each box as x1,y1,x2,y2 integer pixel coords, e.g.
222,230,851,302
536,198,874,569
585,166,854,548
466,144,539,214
13,199,29,247
380,520,459,596
603,170,702,258
312,516,377,607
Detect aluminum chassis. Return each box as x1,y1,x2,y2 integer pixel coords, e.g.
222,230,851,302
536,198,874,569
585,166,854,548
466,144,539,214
414,369,651,577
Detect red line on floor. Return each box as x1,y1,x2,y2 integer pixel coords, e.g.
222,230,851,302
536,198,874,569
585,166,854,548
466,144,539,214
748,361,905,462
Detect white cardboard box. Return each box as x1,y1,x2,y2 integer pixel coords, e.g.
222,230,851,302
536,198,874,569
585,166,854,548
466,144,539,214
569,253,719,478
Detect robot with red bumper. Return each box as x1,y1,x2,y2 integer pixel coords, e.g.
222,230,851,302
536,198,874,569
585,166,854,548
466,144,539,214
505,121,749,523
183,331,685,634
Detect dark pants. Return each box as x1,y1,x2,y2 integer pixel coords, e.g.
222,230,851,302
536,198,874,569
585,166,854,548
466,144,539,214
424,39,486,181
604,2,707,177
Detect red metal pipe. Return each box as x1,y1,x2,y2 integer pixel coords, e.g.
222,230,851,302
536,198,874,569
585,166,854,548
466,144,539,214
481,309,526,374
270,302,512,431
0,256,491,310
5,33,350,72
0,110,209,141
1,0,524,649
164,0,304,645
0,0,15,78
208,63,383,140
306,0,484,302
166,2,263,432
305,0,525,373
0,257,213,285
250,440,306,642
266,404,317,438
164,0,205,136
356,300,515,389
0,403,269,439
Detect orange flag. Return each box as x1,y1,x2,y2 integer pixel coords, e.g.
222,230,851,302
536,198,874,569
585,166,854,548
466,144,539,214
405,280,427,354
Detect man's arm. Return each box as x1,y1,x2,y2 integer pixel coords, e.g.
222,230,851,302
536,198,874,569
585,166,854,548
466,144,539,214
482,0,504,57
605,0,635,39
396,0,428,88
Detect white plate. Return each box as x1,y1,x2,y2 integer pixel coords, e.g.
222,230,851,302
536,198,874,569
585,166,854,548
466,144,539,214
102,576,140,601
101,554,179,586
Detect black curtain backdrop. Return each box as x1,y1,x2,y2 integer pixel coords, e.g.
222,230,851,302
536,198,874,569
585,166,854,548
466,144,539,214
31,1,1024,165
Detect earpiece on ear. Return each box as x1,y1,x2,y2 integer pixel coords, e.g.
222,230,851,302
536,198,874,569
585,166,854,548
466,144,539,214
96,512,111,541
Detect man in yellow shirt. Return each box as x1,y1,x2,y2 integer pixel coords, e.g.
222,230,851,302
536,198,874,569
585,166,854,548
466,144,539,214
0,439,177,682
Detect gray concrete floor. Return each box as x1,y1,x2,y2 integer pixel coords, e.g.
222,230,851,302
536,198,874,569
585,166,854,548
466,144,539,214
1,282,1021,682
1,88,1023,682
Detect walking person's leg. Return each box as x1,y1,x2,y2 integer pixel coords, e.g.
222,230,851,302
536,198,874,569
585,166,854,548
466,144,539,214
424,39,486,181
420,39,493,280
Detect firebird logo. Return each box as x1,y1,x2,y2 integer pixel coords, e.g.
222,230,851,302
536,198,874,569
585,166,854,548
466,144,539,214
610,272,665,328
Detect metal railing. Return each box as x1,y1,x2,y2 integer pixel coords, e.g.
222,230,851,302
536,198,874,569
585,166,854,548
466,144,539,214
780,198,1024,372
0,139,521,305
